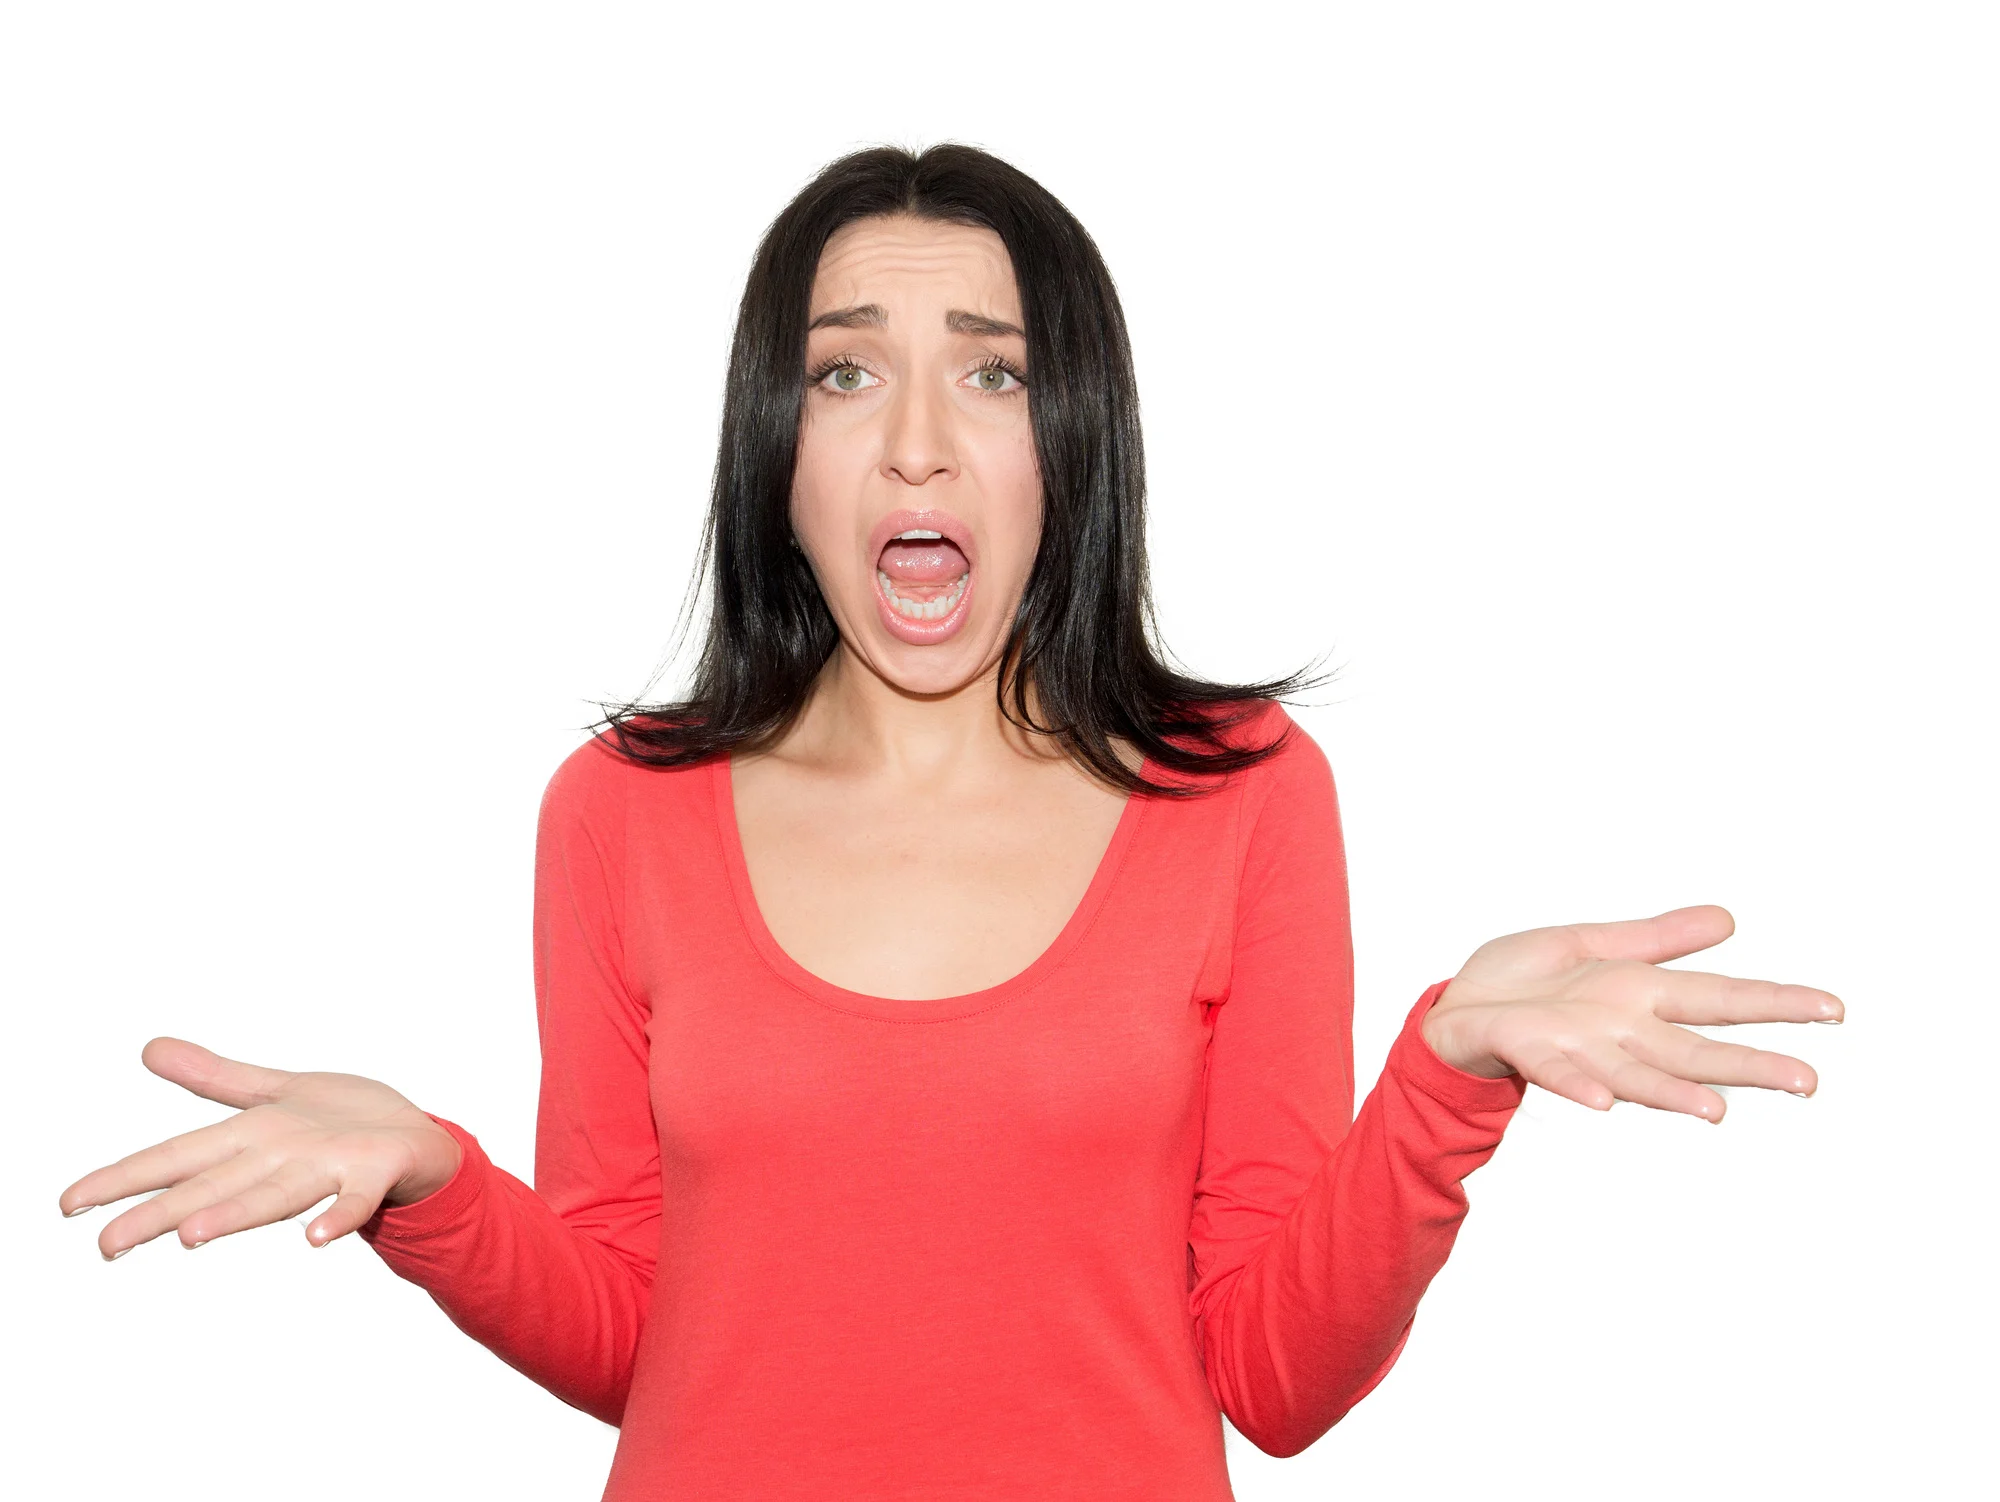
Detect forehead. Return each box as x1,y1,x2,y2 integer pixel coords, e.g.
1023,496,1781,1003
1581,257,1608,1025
809,216,1019,319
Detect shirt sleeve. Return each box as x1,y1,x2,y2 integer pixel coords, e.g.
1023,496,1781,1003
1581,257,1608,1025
358,737,660,1427
1188,711,1527,1458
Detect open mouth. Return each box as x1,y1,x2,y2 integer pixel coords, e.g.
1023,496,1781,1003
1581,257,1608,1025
877,531,970,620
870,512,976,643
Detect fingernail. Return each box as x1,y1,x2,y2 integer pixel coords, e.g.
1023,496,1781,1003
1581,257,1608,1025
186,1239,206,1250
1812,1016,1842,1024
1788,1090,1812,1097
64,1204,94,1218
103,1248,128,1262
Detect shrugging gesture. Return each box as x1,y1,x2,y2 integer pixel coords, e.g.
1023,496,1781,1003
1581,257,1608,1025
58,1039,461,1260
1422,903,1842,1119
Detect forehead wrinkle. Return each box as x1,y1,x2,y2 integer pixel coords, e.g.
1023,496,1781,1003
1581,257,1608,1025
810,221,1021,325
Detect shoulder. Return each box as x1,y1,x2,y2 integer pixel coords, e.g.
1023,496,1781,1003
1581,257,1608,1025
539,724,718,830
1173,700,1339,858
1161,697,1331,795
1137,701,1336,864
1218,697,1317,758
1207,704,1347,895
1233,701,1334,811
1136,701,1344,901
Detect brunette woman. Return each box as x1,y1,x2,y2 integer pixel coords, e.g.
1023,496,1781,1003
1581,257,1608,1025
60,144,1842,1500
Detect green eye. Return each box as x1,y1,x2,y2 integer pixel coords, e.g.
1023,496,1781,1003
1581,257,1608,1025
967,362,1025,393
831,365,867,392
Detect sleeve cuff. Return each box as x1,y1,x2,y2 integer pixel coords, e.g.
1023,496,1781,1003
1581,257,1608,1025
1386,980,1530,1115
359,1115,491,1244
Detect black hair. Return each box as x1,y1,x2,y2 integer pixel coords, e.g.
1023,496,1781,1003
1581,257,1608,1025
597,142,1327,796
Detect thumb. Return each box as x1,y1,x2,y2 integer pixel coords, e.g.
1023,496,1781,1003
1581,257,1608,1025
1564,904,1735,965
141,1037,297,1110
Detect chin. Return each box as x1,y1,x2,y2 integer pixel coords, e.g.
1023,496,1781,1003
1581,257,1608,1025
863,625,1010,698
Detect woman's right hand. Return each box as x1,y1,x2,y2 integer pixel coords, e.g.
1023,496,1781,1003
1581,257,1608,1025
58,1038,462,1261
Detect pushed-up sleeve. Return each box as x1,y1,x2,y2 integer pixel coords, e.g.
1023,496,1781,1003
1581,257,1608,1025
360,739,661,1426
1188,716,1527,1458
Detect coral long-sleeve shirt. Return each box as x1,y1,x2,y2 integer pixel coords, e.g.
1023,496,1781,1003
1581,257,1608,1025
361,703,1527,1499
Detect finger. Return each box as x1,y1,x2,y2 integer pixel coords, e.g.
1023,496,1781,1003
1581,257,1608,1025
1647,969,1844,1028
95,1152,269,1261
1504,1037,1619,1113
141,1037,298,1111
1564,905,1735,966
180,1159,339,1248
1564,1034,1727,1121
305,1187,392,1248
61,1115,251,1216
1623,1019,1819,1097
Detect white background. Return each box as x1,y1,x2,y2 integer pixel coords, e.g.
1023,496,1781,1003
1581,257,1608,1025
4,4,1993,1497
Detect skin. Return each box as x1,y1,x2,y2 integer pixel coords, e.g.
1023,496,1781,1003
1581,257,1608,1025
734,214,1131,999
57,214,1841,1263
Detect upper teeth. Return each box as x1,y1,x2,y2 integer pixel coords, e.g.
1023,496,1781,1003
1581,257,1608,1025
894,529,943,540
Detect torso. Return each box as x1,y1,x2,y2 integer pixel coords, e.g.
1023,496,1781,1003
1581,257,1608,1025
728,741,1136,1000
574,719,1291,1498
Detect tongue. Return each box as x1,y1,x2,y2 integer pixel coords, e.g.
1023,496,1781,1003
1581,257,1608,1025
878,538,970,585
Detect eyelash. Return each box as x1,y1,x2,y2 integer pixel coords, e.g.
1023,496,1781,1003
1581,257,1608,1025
804,354,1029,394
971,354,1030,391
804,355,866,389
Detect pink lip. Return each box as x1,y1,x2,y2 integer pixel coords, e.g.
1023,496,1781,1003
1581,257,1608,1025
868,507,978,646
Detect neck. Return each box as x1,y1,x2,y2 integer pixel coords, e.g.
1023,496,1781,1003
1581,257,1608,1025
775,645,1059,789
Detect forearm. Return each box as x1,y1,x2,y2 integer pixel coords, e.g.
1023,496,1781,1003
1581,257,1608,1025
1199,983,1524,1457
360,1117,654,1426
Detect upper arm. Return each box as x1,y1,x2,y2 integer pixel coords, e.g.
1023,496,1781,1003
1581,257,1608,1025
532,738,662,1284
1187,719,1357,1327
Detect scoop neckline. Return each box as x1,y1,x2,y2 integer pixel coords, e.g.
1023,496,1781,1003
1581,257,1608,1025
709,751,1154,1023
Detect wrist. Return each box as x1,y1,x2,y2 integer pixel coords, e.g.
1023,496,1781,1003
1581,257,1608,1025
1422,982,1518,1080
386,1118,464,1207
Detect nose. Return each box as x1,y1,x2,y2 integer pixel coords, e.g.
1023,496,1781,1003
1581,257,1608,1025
878,377,958,488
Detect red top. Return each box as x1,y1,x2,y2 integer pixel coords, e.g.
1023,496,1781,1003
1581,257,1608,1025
362,703,1527,1499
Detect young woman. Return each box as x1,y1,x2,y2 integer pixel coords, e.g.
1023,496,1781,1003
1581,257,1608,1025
59,145,1841,1499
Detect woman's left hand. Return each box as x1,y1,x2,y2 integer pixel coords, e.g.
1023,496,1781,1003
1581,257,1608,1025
1421,904,1842,1121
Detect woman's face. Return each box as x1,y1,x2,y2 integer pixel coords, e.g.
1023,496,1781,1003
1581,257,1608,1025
791,214,1040,698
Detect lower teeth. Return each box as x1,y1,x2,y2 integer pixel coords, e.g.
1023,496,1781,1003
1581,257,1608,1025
878,570,967,622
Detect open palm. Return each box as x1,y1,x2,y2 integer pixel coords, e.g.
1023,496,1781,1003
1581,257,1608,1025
1422,904,1843,1121
58,1039,459,1260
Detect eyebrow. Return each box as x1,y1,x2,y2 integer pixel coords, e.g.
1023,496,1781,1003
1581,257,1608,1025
805,304,1025,339
807,303,887,331
945,309,1025,338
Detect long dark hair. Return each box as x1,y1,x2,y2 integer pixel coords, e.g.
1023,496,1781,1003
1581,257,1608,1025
597,143,1327,796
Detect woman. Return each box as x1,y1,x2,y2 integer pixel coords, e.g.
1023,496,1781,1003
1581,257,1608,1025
59,145,1841,1499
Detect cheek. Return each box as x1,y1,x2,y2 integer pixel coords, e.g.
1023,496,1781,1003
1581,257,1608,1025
976,429,1044,584
788,416,864,562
